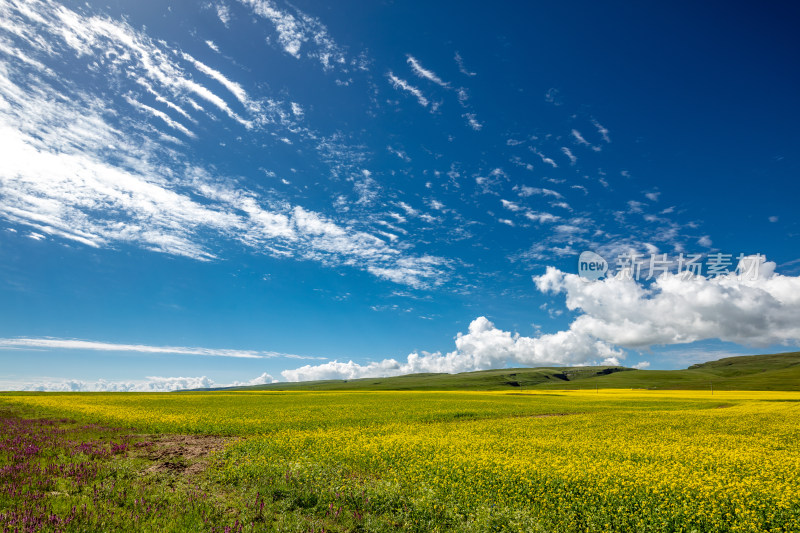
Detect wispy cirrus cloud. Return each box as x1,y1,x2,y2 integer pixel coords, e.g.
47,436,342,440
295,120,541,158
0,0,449,288
561,146,577,165
454,51,476,76
0,337,326,359
237,0,350,71
387,72,429,107
530,148,558,168
571,129,590,146
406,55,448,87
592,119,611,143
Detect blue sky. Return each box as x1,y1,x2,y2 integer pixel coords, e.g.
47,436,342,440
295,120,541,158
1,0,799,390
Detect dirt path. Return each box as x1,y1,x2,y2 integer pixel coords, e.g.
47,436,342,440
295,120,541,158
137,434,233,476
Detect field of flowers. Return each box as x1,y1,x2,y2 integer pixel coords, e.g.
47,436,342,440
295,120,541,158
2,390,800,531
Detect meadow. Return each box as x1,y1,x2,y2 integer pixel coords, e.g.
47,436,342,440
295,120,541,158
1,390,800,531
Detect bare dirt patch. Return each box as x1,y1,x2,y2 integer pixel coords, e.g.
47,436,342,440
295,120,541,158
137,434,232,476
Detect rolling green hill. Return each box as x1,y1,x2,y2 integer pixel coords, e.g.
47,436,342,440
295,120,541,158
215,365,631,392
212,351,800,392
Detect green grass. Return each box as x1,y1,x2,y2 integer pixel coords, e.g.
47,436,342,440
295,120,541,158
212,365,632,392
215,351,800,392
4,390,800,531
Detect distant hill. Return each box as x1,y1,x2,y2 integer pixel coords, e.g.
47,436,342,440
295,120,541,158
211,366,632,392
201,351,800,392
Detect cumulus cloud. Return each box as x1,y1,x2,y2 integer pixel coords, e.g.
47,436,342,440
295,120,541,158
282,316,622,381
230,372,278,386
282,255,800,382
534,255,800,348
22,376,215,392
13,370,283,392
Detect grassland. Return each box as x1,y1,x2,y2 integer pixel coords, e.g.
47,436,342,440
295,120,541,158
214,351,800,392
2,388,800,531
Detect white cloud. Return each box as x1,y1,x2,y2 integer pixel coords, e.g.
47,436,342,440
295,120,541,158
531,148,558,168
515,186,563,199
0,337,319,359
1,0,274,130
387,145,410,162
14,370,285,392
282,316,622,381
387,72,429,107
463,113,483,131
454,51,476,76
698,235,713,247
353,169,379,205
282,256,800,382
534,255,800,348
645,191,661,202
205,40,220,52
571,129,590,146
124,97,195,137
456,88,469,106
632,361,650,370
524,211,560,224
544,88,561,105
592,119,611,143
627,200,644,213
406,55,448,87
180,52,254,113
561,146,577,165
0,8,446,288
215,4,231,26
769,216,779,223
22,376,215,392
238,0,348,70
231,372,278,386
396,201,419,217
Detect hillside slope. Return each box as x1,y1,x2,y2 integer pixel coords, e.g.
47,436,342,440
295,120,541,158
210,351,800,392
218,366,631,391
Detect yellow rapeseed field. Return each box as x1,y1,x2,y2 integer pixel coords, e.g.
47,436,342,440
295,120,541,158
3,390,799,531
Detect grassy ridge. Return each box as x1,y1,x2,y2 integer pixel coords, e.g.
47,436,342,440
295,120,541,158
220,351,800,392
